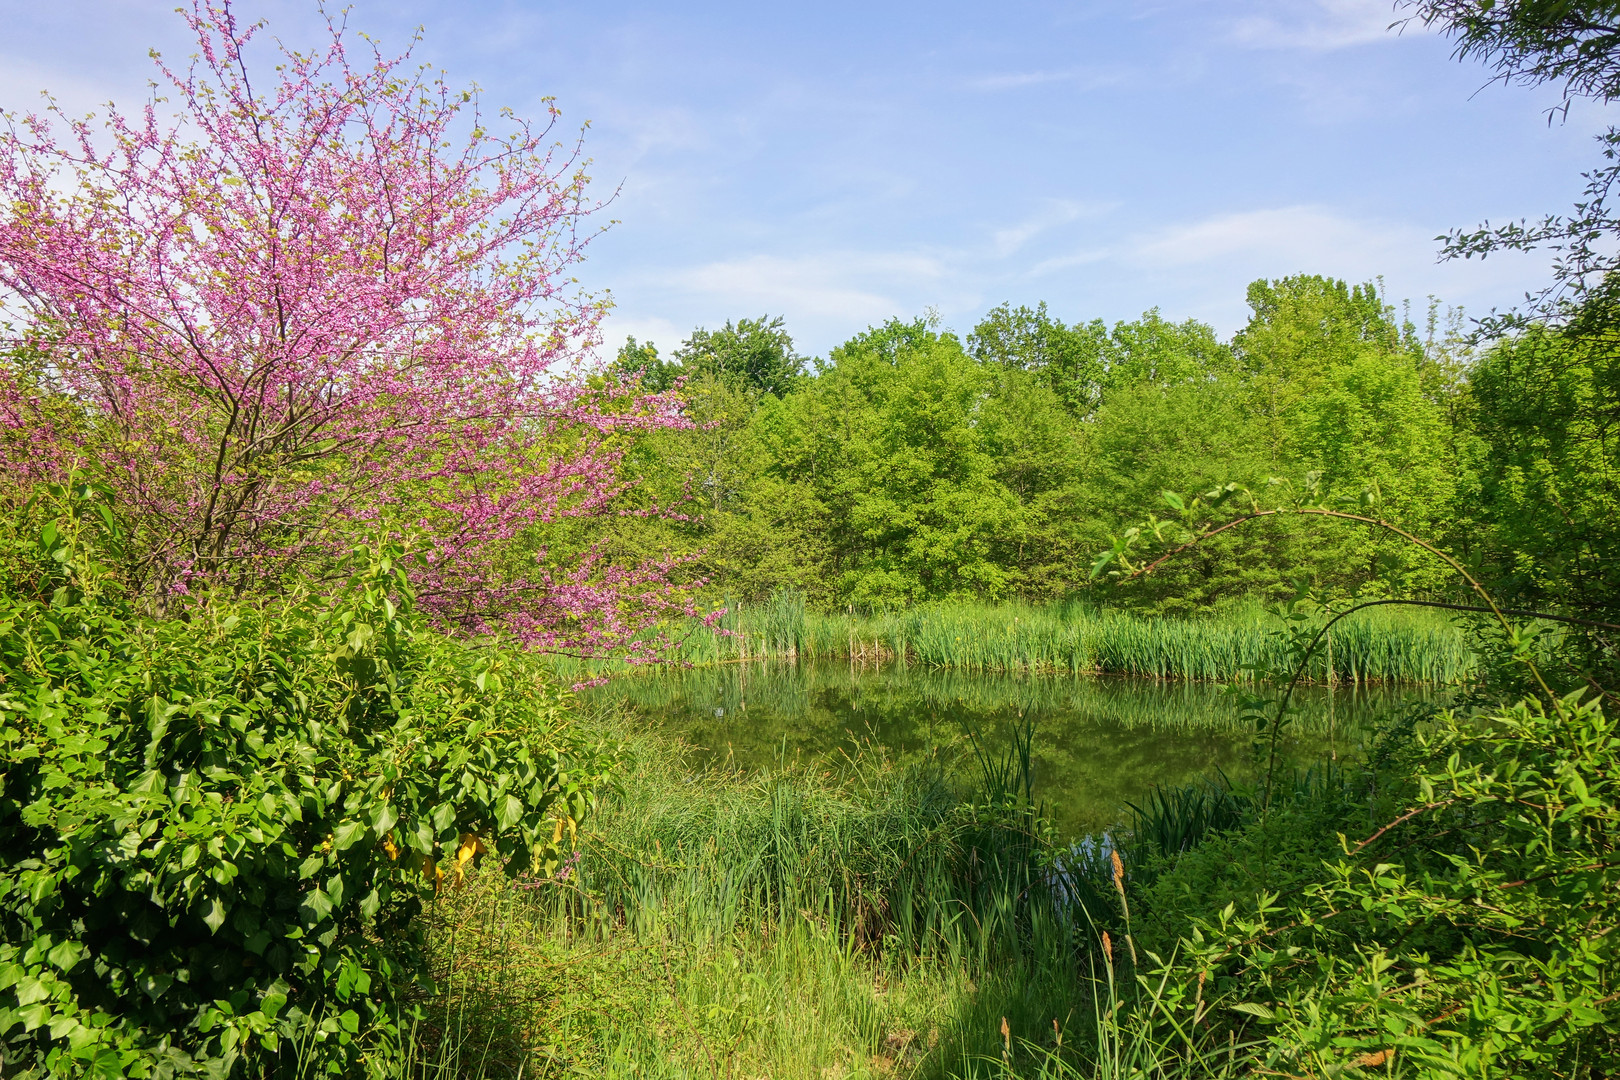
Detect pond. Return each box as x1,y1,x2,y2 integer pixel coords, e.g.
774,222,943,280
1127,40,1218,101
582,661,1431,838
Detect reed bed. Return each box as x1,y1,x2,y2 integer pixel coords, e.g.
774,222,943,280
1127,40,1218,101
405,711,1106,1078
394,711,1323,1078
556,593,1476,686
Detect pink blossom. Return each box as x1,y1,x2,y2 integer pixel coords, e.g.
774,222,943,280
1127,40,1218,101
0,2,696,655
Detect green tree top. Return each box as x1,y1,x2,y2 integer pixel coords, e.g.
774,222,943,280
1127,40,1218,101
610,335,683,393
676,315,805,397
968,303,1228,416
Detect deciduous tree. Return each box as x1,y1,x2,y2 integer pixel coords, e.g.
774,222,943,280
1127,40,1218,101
0,2,691,655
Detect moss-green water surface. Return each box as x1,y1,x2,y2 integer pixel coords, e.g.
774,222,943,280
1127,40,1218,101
583,661,1424,838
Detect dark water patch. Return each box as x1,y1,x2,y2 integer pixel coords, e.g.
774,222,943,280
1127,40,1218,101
582,661,1427,838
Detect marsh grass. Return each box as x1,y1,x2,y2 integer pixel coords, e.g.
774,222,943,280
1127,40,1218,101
555,594,1474,686
386,701,1368,1079
396,707,1115,1078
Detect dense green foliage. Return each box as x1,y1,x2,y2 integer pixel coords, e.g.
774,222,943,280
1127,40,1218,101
1122,690,1618,1078
0,490,602,1078
1466,312,1620,620
605,276,1490,614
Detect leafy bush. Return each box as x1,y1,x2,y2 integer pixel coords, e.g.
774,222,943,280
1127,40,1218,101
0,489,603,1077
1134,690,1619,1079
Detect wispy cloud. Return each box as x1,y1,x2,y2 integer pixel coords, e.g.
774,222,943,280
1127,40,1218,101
1125,204,1412,270
0,56,133,121
991,199,1111,258
596,313,689,357
671,253,938,319
604,246,1002,357
1029,249,1111,276
968,67,1127,92
1229,0,1415,51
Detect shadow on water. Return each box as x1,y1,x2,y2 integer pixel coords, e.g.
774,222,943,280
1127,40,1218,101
582,660,1426,838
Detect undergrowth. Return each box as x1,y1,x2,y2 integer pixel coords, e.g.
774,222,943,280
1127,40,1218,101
400,707,1106,1078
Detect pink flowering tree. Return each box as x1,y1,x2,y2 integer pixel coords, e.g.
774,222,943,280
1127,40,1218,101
0,2,696,655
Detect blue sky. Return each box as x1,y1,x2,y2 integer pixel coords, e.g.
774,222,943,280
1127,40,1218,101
1,0,1606,359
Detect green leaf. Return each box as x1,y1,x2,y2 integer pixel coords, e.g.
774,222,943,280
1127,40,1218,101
14,977,50,1006
494,793,523,831
332,819,367,852
299,888,334,924
45,941,83,971
370,802,398,837
139,973,174,1000
202,897,227,934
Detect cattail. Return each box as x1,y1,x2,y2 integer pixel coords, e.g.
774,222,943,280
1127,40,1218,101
1052,1018,1062,1049
1109,847,1140,965
1000,1016,1011,1063
1102,931,1113,964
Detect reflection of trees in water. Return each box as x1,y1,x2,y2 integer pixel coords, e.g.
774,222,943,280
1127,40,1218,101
584,662,1426,836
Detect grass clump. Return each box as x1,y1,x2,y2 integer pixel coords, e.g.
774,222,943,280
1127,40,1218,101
404,709,1108,1078
557,593,1476,686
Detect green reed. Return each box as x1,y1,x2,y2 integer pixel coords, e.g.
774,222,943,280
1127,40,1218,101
553,593,1475,687
395,708,1106,1078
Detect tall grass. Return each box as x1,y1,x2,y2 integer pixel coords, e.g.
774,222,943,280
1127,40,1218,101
393,709,1114,1078
557,593,1475,686
381,708,1349,1078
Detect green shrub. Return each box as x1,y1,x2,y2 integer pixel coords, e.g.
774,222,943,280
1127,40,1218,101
0,491,603,1078
1135,691,1619,1079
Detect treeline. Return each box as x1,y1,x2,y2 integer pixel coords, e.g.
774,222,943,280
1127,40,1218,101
594,275,1616,620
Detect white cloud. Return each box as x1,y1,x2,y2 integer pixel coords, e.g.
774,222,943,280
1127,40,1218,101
1029,249,1112,276
1087,203,1550,336
969,67,1124,92
602,249,987,357
1017,206,1418,284
1126,204,1413,270
596,313,689,359
1229,0,1415,51
991,199,1110,257
662,252,945,321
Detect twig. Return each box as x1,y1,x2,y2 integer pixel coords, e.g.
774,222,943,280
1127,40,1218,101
1352,800,1459,854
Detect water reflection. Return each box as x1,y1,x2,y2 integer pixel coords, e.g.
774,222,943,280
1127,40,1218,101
583,661,1427,838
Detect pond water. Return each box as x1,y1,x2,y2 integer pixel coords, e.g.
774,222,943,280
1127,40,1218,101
582,661,1430,839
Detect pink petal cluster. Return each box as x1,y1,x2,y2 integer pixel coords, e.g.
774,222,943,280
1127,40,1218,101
0,2,695,655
